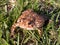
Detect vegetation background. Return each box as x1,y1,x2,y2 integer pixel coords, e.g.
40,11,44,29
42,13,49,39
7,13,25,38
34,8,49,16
0,0,60,45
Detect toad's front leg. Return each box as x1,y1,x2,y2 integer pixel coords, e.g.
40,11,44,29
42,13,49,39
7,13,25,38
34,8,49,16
37,28,43,37
38,30,43,37
10,23,19,37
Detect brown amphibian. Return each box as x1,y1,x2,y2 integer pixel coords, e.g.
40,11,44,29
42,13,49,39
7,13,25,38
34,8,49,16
11,9,48,37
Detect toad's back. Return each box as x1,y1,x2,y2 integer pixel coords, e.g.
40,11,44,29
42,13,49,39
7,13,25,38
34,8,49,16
16,9,45,30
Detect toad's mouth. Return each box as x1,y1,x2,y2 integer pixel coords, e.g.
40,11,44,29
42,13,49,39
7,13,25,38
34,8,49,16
20,26,34,30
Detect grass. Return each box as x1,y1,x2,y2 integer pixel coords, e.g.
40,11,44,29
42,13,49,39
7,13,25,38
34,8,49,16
0,0,60,45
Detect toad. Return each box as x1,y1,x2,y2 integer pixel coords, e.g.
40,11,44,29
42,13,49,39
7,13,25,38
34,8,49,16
11,9,48,37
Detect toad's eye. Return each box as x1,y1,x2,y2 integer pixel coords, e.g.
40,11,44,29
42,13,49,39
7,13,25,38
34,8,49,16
28,21,33,25
28,22,31,25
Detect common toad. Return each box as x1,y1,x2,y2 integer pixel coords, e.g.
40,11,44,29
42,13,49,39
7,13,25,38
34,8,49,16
11,9,48,37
